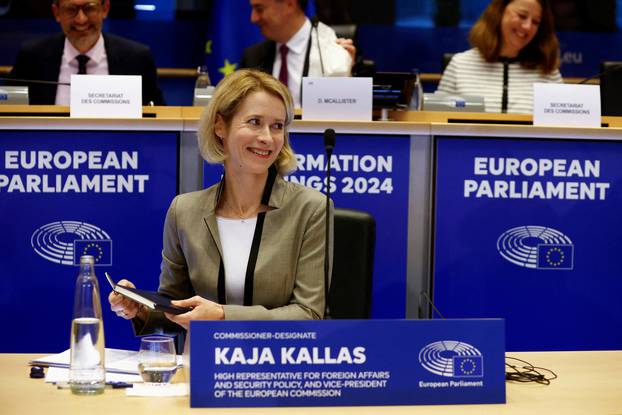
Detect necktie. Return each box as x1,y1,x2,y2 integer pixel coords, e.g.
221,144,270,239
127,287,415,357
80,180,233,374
76,54,90,75
278,44,288,87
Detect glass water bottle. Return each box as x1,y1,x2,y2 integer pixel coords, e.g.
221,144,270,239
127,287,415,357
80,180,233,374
69,255,106,395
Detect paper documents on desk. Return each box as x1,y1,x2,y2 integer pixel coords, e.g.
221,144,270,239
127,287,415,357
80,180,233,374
30,348,183,375
45,366,142,384
126,383,189,397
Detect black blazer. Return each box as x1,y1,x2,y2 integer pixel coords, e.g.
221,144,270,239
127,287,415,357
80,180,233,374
240,40,277,74
8,33,165,105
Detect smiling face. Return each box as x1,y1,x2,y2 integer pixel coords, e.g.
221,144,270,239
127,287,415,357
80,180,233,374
216,90,286,178
500,0,542,57
52,0,109,53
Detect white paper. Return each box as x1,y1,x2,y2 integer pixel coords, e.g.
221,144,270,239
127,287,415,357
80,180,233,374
45,366,142,384
126,382,189,397
70,75,142,119
302,77,372,121
31,348,183,375
533,83,601,127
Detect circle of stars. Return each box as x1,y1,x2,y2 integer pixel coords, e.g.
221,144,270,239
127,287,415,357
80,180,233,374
545,247,565,267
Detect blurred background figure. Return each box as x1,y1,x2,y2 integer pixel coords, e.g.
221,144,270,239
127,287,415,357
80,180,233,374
8,0,164,105
241,0,355,107
436,0,562,114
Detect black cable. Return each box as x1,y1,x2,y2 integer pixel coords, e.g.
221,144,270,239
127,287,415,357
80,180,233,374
420,290,445,319
418,289,557,386
505,356,557,385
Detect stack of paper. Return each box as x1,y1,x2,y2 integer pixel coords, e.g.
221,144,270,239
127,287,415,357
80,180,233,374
30,348,183,384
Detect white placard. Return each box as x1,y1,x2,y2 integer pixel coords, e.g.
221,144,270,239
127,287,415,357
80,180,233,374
533,83,600,127
70,75,142,118
302,77,372,121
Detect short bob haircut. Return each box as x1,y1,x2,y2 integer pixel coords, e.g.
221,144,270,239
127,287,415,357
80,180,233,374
197,69,297,175
469,0,559,74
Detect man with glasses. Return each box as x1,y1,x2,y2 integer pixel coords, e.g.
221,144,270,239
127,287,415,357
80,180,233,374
9,0,164,105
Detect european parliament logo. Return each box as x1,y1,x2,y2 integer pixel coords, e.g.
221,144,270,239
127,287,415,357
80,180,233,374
31,221,113,266
418,341,484,378
497,225,574,270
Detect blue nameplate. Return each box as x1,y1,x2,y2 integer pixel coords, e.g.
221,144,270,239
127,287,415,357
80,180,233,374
189,319,505,407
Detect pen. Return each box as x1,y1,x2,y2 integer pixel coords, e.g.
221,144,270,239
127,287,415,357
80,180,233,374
109,382,133,389
56,382,133,389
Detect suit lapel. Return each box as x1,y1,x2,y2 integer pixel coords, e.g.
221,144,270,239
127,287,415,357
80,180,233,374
262,40,276,74
103,33,121,75
202,178,224,258
41,34,65,103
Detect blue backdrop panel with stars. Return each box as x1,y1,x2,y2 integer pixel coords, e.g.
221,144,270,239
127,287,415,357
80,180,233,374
204,0,263,84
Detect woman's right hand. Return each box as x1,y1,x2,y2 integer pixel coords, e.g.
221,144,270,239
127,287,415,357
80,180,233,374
108,279,144,320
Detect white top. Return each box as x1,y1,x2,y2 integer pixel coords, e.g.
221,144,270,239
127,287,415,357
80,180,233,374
216,216,257,305
56,34,109,105
273,18,352,108
437,48,563,114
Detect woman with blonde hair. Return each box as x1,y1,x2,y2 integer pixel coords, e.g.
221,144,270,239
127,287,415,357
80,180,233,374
109,69,331,335
437,0,562,113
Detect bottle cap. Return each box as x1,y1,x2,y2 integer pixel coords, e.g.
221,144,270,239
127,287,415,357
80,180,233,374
79,255,95,265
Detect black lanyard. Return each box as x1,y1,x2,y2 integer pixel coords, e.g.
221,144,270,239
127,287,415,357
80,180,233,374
501,59,510,113
216,165,277,306
499,57,517,113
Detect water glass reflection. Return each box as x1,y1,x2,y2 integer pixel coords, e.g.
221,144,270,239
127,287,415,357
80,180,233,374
137,336,177,384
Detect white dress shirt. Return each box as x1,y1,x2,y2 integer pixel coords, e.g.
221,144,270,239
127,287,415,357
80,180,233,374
272,19,352,108
55,34,109,105
273,18,311,109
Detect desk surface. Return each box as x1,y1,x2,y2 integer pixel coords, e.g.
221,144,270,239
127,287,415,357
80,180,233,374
1,351,620,415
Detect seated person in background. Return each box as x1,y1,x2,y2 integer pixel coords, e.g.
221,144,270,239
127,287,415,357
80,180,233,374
9,0,164,105
109,69,332,334
437,0,562,114
241,0,355,108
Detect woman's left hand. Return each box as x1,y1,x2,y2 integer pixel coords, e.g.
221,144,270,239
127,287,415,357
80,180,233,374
164,296,225,330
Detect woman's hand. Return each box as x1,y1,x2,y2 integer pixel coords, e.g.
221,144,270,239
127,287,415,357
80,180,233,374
164,296,225,330
108,279,146,320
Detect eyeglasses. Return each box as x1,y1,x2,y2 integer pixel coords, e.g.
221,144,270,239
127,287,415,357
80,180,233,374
59,2,102,18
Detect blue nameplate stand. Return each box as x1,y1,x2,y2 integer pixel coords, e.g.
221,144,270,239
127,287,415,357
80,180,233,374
189,319,505,407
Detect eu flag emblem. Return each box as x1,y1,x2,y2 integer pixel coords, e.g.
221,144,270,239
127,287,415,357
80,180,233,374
537,244,573,270
73,240,112,266
453,356,483,377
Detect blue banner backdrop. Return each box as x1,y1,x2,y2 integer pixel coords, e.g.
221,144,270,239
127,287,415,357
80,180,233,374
433,136,622,351
190,319,505,407
0,131,178,352
202,133,411,318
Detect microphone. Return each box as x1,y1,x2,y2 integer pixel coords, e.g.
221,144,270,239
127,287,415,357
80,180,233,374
577,63,622,84
0,76,69,86
323,127,335,153
310,16,325,76
323,128,335,318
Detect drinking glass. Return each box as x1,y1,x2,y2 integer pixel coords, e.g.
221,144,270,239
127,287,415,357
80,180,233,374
137,336,177,384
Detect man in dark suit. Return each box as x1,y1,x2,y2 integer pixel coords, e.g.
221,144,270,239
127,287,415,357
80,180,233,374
240,0,354,107
9,0,164,105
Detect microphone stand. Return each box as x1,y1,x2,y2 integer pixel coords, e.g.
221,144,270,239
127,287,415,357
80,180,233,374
0,76,70,86
323,128,335,318
311,16,325,76
578,63,622,84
